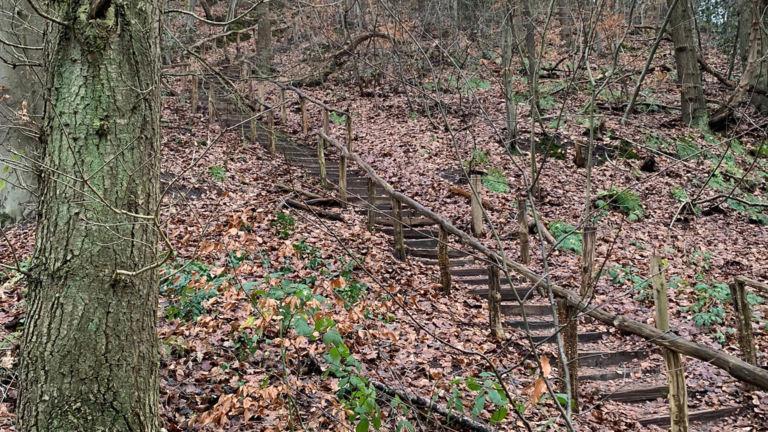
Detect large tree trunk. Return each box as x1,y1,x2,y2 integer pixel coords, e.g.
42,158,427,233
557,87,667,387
667,0,708,127
17,0,162,429
738,0,768,112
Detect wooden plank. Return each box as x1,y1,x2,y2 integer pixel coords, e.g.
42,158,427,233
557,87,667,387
531,331,603,345
407,248,470,259
460,277,517,286
578,350,648,368
581,370,631,382
501,303,551,317
638,406,742,427
469,287,536,301
507,320,554,330
378,227,438,239
602,385,669,403
450,267,492,277
404,238,439,248
420,259,476,267
375,216,436,227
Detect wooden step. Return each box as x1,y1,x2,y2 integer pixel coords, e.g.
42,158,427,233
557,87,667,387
530,331,604,345
375,216,437,227
580,369,632,382
638,406,742,427
469,287,537,301
501,304,552,316
403,238,439,248
578,350,648,368
469,287,536,301
379,228,438,239
407,248,470,259
451,267,491,277
507,320,554,331
459,277,517,286
600,385,668,403
419,259,476,267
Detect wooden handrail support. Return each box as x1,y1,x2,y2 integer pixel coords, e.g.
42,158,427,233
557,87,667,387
732,276,761,390
319,130,768,391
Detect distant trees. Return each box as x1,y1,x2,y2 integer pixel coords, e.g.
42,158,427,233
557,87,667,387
17,0,162,430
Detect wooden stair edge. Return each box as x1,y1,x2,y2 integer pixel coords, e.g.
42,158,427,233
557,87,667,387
637,405,743,426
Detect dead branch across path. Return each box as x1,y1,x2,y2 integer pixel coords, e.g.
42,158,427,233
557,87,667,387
320,131,768,391
370,381,498,432
284,198,344,221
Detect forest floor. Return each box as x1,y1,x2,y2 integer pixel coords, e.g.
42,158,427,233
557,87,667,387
1,18,768,432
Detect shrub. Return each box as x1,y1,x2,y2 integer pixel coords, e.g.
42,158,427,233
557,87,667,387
595,187,644,221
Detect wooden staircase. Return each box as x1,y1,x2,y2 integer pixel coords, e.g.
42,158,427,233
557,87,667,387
189,64,747,429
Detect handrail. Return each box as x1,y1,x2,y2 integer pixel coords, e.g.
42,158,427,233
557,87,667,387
736,276,768,294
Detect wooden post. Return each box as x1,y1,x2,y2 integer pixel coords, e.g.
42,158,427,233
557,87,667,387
651,255,689,432
438,226,451,293
280,89,287,123
268,110,275,156
367,179,376,234
556,299,579,412
580,226,597,300
323,109,330,137
470,175,484,236
258,81,265,113
301,97,308,133
346,113,353,147
517,193,530,264
191,74,199,112
392,198,406,261
488,264,505,338
339,150,347,208
250,111,256,145
731,278,757,389
181,63,188,96
317,135,327,188
207,81,215,125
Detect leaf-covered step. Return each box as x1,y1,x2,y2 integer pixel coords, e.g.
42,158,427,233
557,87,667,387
468,287,536,301
638,406,742,427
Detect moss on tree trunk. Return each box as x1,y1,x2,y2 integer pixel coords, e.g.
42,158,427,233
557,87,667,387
17,0,162,430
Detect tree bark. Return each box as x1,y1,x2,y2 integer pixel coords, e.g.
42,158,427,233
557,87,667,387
502,0,518,148
667,0,708,127
255,0,271,73
17,0,162,430
737,0,768,112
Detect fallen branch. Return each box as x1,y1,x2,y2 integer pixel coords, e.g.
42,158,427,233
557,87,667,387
370,381,498,432
285,198,344,221
321,131,768,391
449,186,495,210
299,32,395,86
